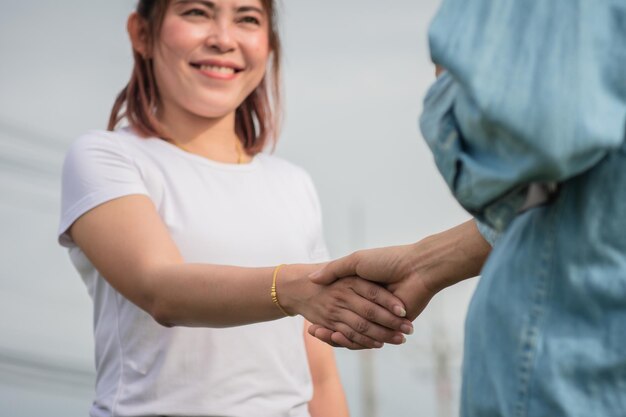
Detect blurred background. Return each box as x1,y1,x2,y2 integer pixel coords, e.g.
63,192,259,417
0,1,478,416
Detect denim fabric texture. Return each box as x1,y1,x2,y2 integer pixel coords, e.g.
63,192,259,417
420,1,626,416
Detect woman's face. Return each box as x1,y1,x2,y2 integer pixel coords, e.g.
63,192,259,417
153,0,270,122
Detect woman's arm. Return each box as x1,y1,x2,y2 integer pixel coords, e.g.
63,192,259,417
304,320,350,417
70,194,412,346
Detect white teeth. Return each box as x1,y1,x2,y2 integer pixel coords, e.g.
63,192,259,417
198,65,235,74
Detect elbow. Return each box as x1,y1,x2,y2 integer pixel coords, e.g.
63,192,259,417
148,297,177,328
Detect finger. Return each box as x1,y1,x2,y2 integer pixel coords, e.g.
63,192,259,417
308,324,336,344
329,331,371,350
341,289,413,336
393,280,437,321
309,325,340,347
347,278,411,322
310,325,371,350
333,310,406,347
331,321,386,349
309,253,360,285
308,323,322,337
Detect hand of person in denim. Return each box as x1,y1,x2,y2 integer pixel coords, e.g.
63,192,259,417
307,220,491,349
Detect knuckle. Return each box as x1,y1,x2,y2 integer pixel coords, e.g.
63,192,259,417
332,292,347,305
347,330,357,341
364,307,376,321
327,307,340,321
355,320,369,333
367,285,380,301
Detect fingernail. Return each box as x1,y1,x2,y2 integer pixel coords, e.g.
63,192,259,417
393,306,407,317
392,334,406,344
374,341,383,348
401,324,414,335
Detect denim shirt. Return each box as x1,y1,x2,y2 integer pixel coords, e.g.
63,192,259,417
420,1,626,416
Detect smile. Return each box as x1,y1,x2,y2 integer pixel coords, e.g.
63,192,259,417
195,64,235,74
190,61,243,80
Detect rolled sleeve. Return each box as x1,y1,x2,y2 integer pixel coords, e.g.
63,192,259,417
420,0,626,230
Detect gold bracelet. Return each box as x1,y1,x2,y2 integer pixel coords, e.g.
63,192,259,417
271,264,293,317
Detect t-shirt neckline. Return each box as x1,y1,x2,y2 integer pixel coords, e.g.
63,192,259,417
121,127,261,171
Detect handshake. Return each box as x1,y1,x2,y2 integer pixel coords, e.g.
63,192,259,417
280,220,491,350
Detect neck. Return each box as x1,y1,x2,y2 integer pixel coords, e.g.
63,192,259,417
157,105,250,164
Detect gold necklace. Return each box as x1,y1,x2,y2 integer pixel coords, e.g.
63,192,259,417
234,139,244,164
171,139,245,164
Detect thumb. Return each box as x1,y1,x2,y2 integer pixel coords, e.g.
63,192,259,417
309,254,359,285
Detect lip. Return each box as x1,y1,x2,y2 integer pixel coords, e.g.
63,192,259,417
190,59,244,81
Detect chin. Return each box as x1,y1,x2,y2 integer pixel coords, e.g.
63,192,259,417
190,95,246,117
185,103,240,120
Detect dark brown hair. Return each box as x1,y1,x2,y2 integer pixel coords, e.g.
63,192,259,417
107,0,282,154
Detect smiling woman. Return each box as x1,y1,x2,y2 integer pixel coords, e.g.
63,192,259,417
109,0,280,156
57,0,412,416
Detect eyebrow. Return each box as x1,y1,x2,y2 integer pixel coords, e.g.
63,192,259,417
175,0,216,9
174,0,265,14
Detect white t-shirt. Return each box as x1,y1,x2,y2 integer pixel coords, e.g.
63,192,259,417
58,128,330,417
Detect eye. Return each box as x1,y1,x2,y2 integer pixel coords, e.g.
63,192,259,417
182,8,210,18
238,15,261,25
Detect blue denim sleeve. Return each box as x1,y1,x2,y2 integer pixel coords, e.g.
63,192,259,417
475,219,500,247
419,0,626,230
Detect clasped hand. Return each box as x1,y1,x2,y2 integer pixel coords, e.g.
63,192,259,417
305,220,491,349
306,244,438,350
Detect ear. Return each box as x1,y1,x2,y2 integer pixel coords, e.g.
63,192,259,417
127,12,151,58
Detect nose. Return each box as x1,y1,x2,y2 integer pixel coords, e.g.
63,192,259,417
206,20,236,52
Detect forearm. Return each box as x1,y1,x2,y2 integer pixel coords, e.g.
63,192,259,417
142,261,411,349
305,326,350,417
407,219,491,293
309,377,350,417
146,263,316,328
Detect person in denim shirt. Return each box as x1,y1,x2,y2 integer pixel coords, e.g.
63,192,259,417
310,0,626,415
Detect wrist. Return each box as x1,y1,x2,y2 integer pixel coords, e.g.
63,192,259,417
409,220,491,292
406,239,448,294
275,263,319,317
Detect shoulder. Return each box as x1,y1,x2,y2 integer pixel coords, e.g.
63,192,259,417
63,128,155,171
64,129,128,164
61,129,151,184
65,128,142,156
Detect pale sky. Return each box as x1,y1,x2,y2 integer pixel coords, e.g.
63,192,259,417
0,1,477,416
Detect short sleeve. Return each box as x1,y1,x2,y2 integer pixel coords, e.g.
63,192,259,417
57,131,149,247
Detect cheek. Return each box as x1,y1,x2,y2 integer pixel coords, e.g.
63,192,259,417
157,18,205,65
153,21,204,95
245,33,271,66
